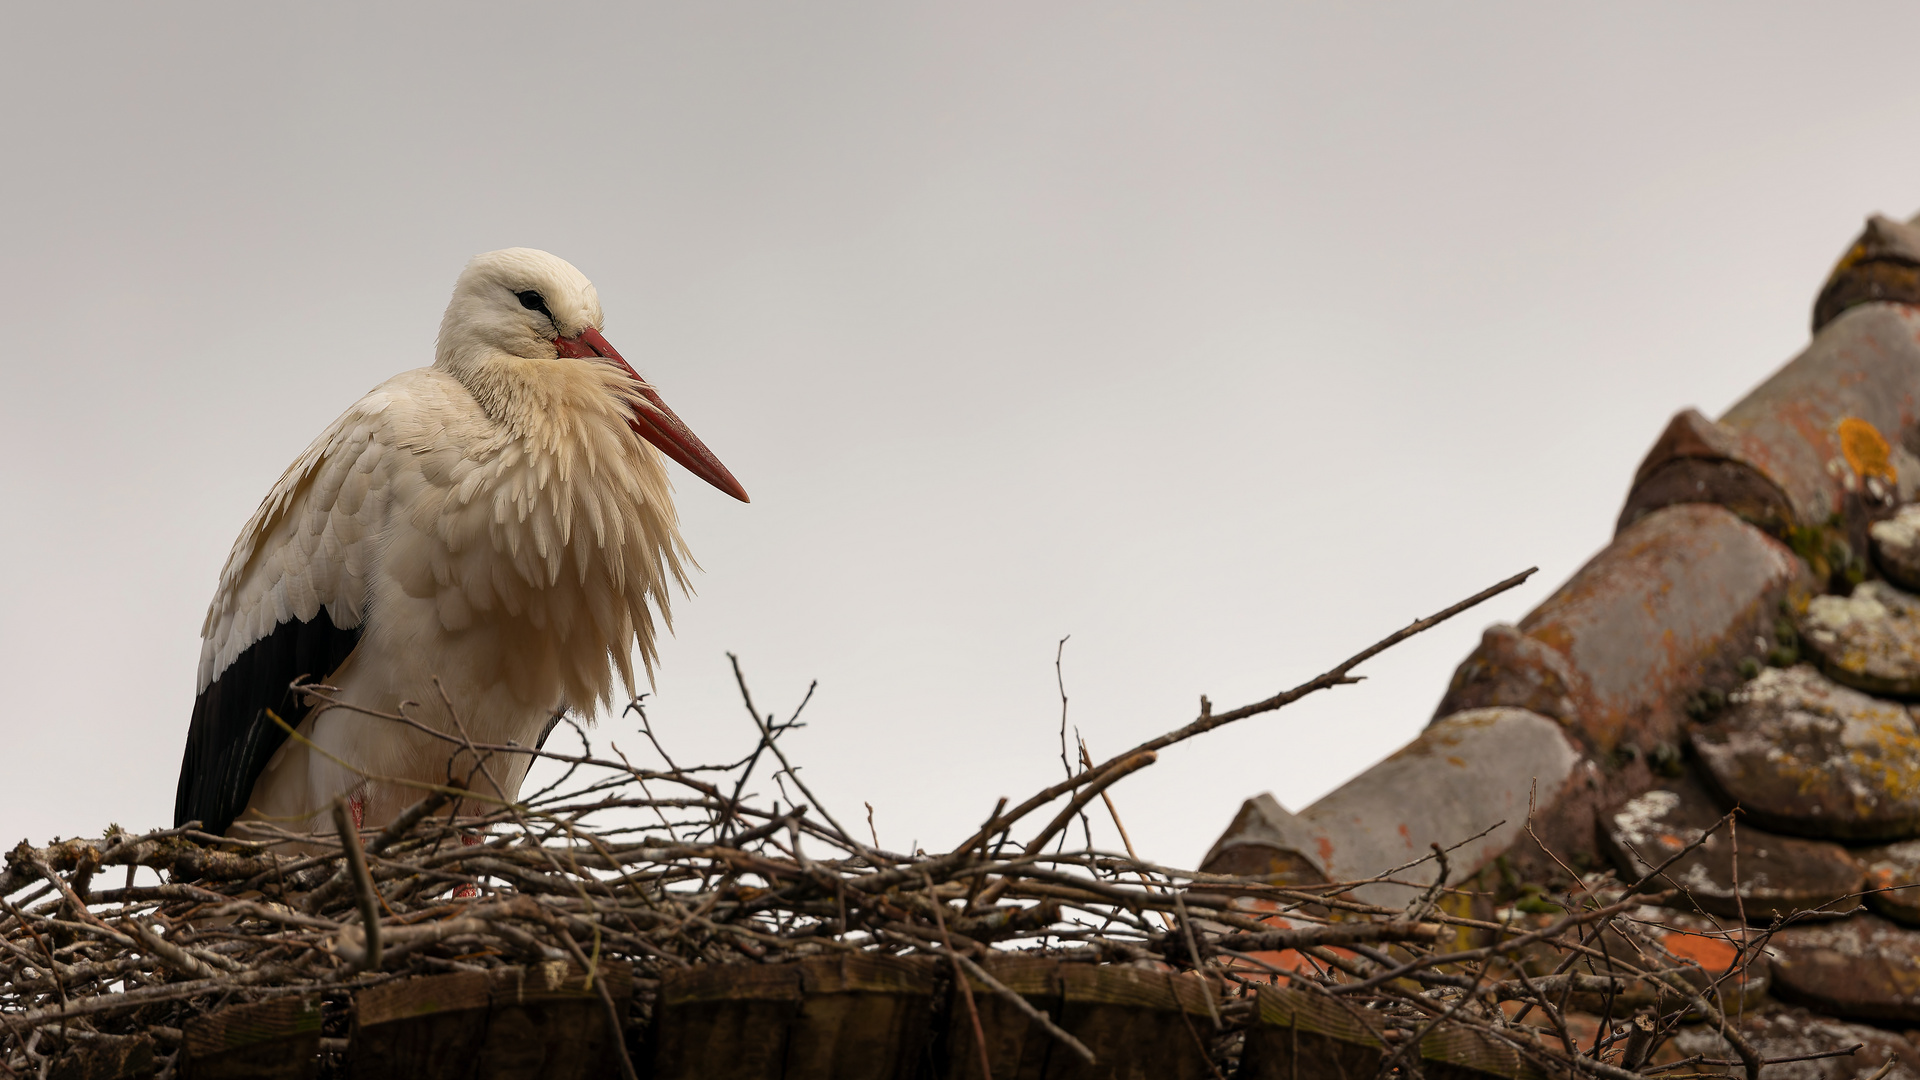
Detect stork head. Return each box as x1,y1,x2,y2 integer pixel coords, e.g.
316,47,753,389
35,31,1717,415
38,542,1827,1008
435,248,748,503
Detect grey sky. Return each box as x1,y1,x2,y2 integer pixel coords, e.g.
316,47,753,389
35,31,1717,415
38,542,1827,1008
4,4,1918,862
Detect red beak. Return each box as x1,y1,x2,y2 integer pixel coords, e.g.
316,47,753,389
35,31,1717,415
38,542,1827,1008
555,327,750,503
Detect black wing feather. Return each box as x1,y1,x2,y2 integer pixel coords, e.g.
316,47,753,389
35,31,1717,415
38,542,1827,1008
173,611,362,833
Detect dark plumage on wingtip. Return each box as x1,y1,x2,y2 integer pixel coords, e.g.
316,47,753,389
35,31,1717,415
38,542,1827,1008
174,612,361,835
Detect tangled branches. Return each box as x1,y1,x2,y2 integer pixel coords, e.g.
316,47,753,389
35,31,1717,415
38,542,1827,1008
0,567,1860,1078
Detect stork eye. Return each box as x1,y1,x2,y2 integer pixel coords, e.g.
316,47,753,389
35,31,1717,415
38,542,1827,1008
515,290,554,321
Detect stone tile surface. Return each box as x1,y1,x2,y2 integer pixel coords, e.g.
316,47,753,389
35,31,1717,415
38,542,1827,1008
1800,581,1920,696
1768,913,1920,1023
1873,505,1920,592
1690,665,1920,840
1612,905,1769,1012
1281,708,1582,907
1860,839,1920,924
1541,904,1770,1015
1666,1004,1920,1080
1603,776,1863,920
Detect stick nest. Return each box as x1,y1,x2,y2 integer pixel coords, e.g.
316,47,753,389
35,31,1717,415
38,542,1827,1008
0,570,1842,1080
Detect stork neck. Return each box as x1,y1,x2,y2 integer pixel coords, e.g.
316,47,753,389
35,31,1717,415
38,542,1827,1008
437,349,649,461
438,349,540,429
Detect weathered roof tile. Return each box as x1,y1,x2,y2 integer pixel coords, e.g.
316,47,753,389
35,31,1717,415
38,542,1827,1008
1691,665,1920,841
1800,580,1920,696
1602,776,1863,920
1666,1005,1920,1080
1871,505,1920,592
1769,914,1920,1024
1859,839,1920,925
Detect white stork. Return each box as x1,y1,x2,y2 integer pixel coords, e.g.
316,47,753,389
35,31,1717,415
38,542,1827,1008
174,248,747,842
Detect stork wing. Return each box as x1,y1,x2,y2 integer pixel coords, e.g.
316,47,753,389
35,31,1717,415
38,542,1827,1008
174,390,401,833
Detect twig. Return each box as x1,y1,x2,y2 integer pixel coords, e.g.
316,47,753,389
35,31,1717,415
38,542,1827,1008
972,752,1157,907
1171,888,1221,1030
943,945,1096,1065
926,873,993,1080
332,797,381,971
952,568,1537,855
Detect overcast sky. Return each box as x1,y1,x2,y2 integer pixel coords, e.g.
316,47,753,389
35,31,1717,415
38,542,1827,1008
4,4,1919,863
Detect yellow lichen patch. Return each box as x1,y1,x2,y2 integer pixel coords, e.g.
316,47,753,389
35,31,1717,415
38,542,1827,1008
1826,240,1871,282
1840,416,1896,484
1436,890,1478,953
1851,722,1920,817
1719,698,1920,824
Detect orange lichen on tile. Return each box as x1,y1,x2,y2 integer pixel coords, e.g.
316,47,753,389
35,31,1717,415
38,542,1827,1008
1658,928,1738,972
1840,416,1896,483
1220,896,1356,985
